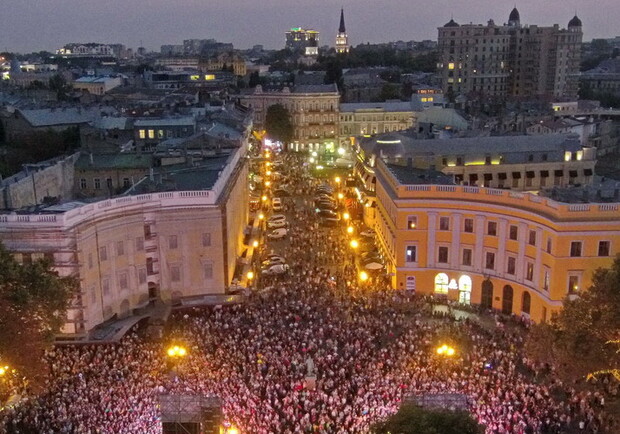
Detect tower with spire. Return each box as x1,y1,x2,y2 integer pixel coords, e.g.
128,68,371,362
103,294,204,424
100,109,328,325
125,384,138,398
335,8,349,53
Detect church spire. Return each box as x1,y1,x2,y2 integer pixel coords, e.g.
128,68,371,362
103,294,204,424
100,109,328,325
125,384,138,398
339,8,346,33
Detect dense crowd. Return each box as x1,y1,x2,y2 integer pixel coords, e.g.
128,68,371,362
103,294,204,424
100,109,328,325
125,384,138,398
0,152,617,434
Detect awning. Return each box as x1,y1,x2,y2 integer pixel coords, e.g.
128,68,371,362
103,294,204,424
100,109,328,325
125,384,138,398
512,172,521,179
483,173,493,181
554,170,564,177
526,171,535,178
540,170,549,178
584,168,593,176
498,172,507,180
569,170,578,177
469,173,479,181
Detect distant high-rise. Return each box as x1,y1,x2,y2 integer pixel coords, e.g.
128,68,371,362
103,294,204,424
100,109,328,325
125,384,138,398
336,8,350,54
437,8,582,99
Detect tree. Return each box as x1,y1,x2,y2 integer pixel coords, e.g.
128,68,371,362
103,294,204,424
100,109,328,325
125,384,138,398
0,243,77,394
372,405,483,434
48,73,71,101
525,255,620,382
265,104,293,144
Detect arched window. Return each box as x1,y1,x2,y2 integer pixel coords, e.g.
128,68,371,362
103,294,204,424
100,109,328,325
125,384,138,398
458,275,472,292
521,291,531,315
434,273,449,294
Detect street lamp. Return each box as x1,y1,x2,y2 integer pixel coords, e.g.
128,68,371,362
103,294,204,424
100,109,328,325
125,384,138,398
264,180,271,187
252,240,259,248
350,239,359,249
338,193,344,200
258,213,265,220
335,176,341,184
359,271,369,282
167,345,188,358
247,271,255,281
347,225,354,234
343,212,350,221
0,365,9,376
261,195,268,202
436,344,456,357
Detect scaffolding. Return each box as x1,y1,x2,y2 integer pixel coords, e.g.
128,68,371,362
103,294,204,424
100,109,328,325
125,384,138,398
159,394,222,434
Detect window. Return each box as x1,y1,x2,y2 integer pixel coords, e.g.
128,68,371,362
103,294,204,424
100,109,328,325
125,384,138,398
439,216,450,231
136,237,144,251
106,178,113,189
568,275,579,293
434,273,449,294
546,238,552,254
407,216,417,229
438,246,449,263
521,291,531,315
202,233,211,247
94,178,101,190
139,129,146,139
487,221,497,236
148,129,155,139
462,248,472,266
464,218,474,233
169,235,178,249
598,241,610,257
88,253,93,269
171,265,181,282
90,285,97,304
526,262,534,281
80,178,87,189
570,241,582,257
99,246,107,261
485,252,495,270
123,178,130,188
116,241,124,256
204,262,213,280
138,268,147,285
102,278,110,295
119,272,128,290
507,257,516,275
528,230,536,246
405,246,417,263
509,225,518,240
543,270,550,291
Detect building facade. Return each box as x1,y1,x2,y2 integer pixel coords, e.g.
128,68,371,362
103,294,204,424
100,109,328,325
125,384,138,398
339,101,415,145
238,84,340,151
0,147,249,337
437,8,582,99
285,28,320,56
373,158,620,323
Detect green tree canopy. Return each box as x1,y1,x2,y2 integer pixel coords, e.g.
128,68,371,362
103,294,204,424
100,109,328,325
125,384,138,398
526,255,620,382
265,104,294,144
0,243,77,392
372,405,482,434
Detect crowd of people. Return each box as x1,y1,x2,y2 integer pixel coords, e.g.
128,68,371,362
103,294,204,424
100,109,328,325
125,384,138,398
0,152,617,434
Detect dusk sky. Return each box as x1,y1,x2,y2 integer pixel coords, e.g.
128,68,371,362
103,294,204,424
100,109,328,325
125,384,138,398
1,0,618,54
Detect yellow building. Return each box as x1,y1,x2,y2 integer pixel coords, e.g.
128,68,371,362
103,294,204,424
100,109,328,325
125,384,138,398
0,147,249,338
374,159,620,322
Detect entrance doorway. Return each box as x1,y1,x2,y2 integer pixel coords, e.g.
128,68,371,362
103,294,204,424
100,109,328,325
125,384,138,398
502,285,514,315
481,279,493,309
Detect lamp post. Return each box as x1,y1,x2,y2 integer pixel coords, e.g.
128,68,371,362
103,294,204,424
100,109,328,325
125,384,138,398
436,344,456,357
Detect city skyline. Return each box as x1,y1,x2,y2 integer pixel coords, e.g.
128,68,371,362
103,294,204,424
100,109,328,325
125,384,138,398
0,0,617,54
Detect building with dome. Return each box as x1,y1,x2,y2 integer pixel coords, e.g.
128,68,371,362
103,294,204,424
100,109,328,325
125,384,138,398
437,8,582,99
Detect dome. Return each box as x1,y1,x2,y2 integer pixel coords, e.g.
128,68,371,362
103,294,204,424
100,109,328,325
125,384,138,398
568,15,582,28
444,19,459,27
508,7,520,23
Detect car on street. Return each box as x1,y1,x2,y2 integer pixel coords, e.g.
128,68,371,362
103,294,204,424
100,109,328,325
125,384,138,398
267,228,288,240
317,210,338,219
274,188,291,197
316,202,337,211
268,214,286,222
272,197,282,211
262,263,290,275
262,256,286,267
267,219,287,229
359,229,375,238
321,217,340,227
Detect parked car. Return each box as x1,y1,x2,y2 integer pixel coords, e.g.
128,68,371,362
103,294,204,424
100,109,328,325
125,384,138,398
268,214,286,222
321,217,340,227
359,229,375,238
262,264,290,275
274,188,291,197
317,202,337,211
262,256,286,267
317,210,338,219
272,197,282,211
267,228,288,240
267,219,287,229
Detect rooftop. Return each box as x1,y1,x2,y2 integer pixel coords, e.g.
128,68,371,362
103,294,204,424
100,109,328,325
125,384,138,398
340,101,413,112
18,106,117,127
133,117,195,127
387,164,455,186
75,153,154,170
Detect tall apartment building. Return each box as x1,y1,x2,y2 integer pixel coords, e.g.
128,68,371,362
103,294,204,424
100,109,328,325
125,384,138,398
285,28,320,56
237,84,339,152
437,8,582,99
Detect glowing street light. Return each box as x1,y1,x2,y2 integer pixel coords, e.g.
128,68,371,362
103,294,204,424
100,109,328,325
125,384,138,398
359,271,369,282
350,239,359,249
247,271,255,281
343,212,350,221
0,365,8,376
261,195,268,202
264,180,271,187
258,213,265,220
252,240,259,248
309,157,315,163
337,147,345,155
347,226,354,234
335,176,341,184
337,193,344,200
167,345,188,358
436,344,456,357
266,170,272,176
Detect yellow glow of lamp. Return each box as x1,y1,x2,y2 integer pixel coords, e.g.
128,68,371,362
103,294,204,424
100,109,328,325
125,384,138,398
359,271,369,281
0,366,6,376
335,176,341,184
258,213,265,220
266,170,272,176
228,427,240,434
247,271,255,280
343,212,350,220
252,240,259,248
347,226,354,234
261,195,268,202
338,193,344,200
265,180,271,187
350,239,359,249
167,345,187,357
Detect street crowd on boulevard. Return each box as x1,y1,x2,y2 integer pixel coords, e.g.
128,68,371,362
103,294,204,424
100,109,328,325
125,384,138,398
0,153,618,434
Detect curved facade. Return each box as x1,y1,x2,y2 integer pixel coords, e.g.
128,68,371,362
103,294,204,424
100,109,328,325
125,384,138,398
0,149,248,337
374,159,620,322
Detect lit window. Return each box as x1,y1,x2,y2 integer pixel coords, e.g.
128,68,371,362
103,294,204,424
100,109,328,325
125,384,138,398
407,216,417,229
568,275,579,293
564,151,571,162
139,129,146,139
448,62,455,70
148,130,155,139
434,273,449,294
576,150,583,161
